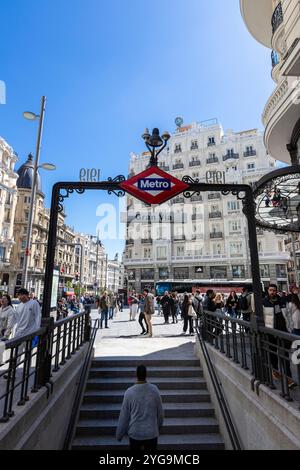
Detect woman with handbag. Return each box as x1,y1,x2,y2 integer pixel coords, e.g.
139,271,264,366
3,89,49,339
181,293,195,336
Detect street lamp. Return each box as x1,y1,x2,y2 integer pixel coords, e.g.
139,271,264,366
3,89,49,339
142,128,170,166
22,96,56,290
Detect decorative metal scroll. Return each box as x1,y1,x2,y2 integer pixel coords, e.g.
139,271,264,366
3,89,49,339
182,175,200,198
253,166,300,233
107,175,126,198
58,188,86,213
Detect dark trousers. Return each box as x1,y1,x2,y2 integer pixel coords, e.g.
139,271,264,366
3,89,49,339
163,309,170,323
268,335,292,378
100,309,108,328
129,437,157,452
139,312,148,333
183,315,194,334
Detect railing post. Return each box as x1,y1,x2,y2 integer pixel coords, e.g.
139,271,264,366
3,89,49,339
34,317,54,389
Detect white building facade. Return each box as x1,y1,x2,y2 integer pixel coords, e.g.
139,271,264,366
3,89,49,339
124,120,290,292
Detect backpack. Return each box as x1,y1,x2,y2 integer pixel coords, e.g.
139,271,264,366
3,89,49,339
239,295,249,311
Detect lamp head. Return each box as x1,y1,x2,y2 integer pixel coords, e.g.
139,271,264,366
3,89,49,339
149,128,163,148
142,128,151,143
40,163,56,171
161,130,171,142
23,111,39,121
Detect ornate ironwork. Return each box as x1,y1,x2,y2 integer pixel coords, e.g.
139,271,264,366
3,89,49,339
253,166,300,233
182,175,200,198
272,2,283,34
107,175,126,198
58,188,86,213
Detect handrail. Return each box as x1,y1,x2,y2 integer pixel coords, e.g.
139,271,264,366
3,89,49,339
195,319,243,450
63,317,100,449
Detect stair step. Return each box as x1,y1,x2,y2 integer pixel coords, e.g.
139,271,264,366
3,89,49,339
92,359,200,368
89,366,203,378
83,389,211,404
86,377,207,391
76,417,219,436
72,433,225,450
80,402,214,419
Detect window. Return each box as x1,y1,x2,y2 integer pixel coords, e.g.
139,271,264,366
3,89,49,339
229,220,241,232
174,144,182,153
144,248,151,258
141,268,154,280
176,245,185,256
157,246,167,259
191,140,198,150
210,266,227,279
247,163,255,170
232,265,245,278
24,196,31,204
5,193,11,204
208,136,216,146
278,241,284,252
128,269,135,280
260,264,270,278
276,264,286,278
212,243,222,255
192,172,199,178
21,240,26,250
230,242,243,256
0,247,6,262
25,212,29,221
159,268,169,279
258,241,263,252
227,201,240,211
174,267,189,279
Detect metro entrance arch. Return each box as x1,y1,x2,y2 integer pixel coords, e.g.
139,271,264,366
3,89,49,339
42,129,265,326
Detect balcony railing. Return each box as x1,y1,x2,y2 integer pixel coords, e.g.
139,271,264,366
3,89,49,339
174,148,182,154
189,160,201,167
190,195,203,202
174,235,186,241
271,50,280,68
223,153,239,161
126,239,134,245
208,193,221,200
244,150,257,157
272,2,283,34
206,157,219,164
173,163,184,170
159,165,170,171
209,212,222,218
210,232,223,239
192,213,203,220
190,145,198,150
141,238,152,244
172,197,185,204
207,142,216,147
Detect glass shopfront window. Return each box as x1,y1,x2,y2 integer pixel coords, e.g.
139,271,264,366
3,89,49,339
232,265,245,278
141,268,154,280
174,267,189,279
159,268,169,280
210,266,227,279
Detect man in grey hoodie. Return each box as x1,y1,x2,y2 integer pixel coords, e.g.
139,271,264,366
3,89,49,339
116,364,164,451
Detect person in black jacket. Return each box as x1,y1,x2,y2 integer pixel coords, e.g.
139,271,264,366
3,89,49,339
161,292,172,324
263,284,296,388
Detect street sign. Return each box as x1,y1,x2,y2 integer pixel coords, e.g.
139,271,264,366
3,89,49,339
120,166,189,205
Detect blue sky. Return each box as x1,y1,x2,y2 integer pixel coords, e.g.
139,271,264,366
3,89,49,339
0,0,274,258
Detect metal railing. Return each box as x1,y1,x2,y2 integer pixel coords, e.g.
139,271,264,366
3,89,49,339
0,311,92,423
63,316,99,449
272,2,283,34
197,310,300,405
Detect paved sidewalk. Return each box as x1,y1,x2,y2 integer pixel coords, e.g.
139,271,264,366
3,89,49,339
92,308,197,360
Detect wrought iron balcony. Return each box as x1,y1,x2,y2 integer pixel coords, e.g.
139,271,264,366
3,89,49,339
272,2,283,34
189,160,201,167
126,239,134,245
271,50,279,68
141,238,152,244
208,193,221,200
207,142,216,147
174,147,182,154
223,153,239,161
244,150,257,157
209,211,222,219
173,163,184,170
159,165,169,171
190,144,198,150
192,213,203,220
206,157,219,164
172,197,185,204
210,232,223,239
190,195,203,202
174,235,186,241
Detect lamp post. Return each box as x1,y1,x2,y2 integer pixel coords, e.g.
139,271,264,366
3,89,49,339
142,128,170,166
22,96,56,290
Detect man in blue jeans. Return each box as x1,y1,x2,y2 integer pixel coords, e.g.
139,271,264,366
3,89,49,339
116,365,164,451
98,292,109,329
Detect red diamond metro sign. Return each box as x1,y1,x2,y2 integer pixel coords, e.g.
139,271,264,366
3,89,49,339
119,166,189,205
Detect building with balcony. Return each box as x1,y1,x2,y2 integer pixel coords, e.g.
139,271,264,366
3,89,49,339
124,119,289,292
0,138,19,293
240,0,300,164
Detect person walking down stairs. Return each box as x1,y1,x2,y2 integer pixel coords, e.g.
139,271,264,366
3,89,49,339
116,365,164,452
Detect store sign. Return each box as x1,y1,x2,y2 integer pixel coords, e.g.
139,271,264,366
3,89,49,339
120,166,189,205
195,266,204,273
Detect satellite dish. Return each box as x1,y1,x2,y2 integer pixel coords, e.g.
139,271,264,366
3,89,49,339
175,117,183,128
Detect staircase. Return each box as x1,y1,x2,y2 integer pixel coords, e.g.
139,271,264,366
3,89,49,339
72,358,225,450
